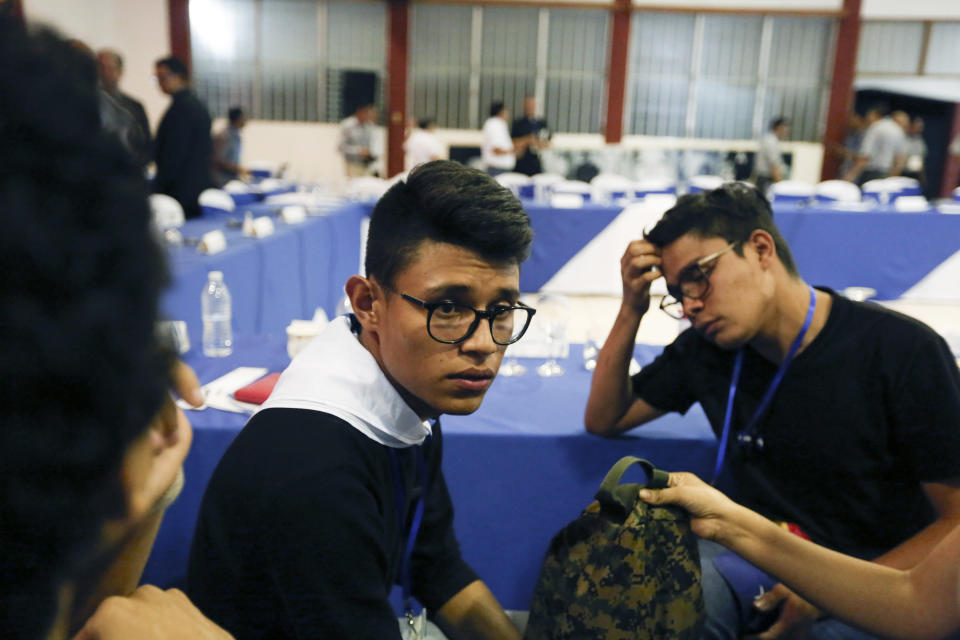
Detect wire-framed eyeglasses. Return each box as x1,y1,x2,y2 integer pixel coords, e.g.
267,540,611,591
399,293,537,345
659,242,738,320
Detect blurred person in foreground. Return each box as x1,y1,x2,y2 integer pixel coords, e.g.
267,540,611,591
585,182,960,639
0,18,228,639
640,470,960,640
153,55,212,219
188,160,533,639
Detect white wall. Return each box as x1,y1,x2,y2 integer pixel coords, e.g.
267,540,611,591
23,0,171,129
633,0,842,9
239,120,386,185
862,0,960,20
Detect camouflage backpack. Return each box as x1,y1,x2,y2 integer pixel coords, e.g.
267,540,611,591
524,457,704,640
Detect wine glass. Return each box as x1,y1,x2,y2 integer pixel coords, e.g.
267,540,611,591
536,294,569,378
582,325,605,371
498,345,527,377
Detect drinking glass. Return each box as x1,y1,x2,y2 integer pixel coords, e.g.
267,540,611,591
536,294,569,378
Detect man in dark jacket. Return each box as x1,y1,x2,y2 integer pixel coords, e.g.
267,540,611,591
153,56,211,219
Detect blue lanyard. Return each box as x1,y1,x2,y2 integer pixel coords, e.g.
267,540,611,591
711,286,816,484
389,436,430,615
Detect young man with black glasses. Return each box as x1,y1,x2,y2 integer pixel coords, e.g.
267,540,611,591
188,160,533,639
585,183,960,640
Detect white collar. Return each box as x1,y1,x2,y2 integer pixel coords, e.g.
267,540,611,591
260,316,432,448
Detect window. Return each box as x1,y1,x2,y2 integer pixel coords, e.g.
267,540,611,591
626,12,834,142
856,21,924,75
190,0,386,123
410,4,608,133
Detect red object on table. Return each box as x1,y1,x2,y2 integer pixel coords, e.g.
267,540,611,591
233,372,281,405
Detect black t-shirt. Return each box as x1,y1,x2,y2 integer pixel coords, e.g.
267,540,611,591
187,409,478,639
632,290,960,559
511,116,547,176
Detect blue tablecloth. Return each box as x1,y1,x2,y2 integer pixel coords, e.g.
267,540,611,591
161,202,368,343
519,200,960,300
142,335,716,610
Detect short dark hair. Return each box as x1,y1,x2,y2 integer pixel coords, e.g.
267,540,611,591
490,101,505,118
228,106,244,123
365,160,533,288
645,182,799,276
155,55,188,79
418,117,435,129
2,19,168,638
770,116,788,130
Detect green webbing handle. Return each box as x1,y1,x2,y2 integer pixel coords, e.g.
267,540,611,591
595,456,670,515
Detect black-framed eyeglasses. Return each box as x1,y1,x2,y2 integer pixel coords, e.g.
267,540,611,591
659,242,738,320
399,293,537,345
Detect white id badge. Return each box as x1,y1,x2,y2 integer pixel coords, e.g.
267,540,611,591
399,607,428,640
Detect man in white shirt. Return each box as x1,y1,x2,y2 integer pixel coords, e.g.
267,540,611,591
405,118,445,169
844,108,908,186
753,117,789,195
338,103,377,178
481,101,515,176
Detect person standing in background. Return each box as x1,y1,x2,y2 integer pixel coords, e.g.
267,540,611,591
153,56,212,219
338,103,378,178
96,48,152,169
511,95,549,177
752,117,789,195
844,107,907,186
211,107,250,187
901,117,927,187
481,101,515,177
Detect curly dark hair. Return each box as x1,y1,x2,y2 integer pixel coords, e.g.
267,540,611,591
0,19,168,639
645,182,799,276
364,160,533,289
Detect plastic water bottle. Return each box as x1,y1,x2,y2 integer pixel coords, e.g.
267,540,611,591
202,271,233,357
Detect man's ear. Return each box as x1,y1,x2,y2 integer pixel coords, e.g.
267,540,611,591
749,229,777,269
345,275,379,330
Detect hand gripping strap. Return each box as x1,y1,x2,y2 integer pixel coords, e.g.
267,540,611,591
595,456,669,514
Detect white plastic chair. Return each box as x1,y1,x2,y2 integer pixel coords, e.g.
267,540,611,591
149,193,185,230
814,180,861,204
495,172,534,199
549,193,585,208
769,180,814,205
590,173,633,203
531,173,565,202
257,177,289,193
198,188,236,212
892,195,929,212
687,175,725,194
633,178,676,198
222,179,249,193
345,176,389,201
884,176,923,198
884,176,923,202
249,160,278,179
551,180,593,203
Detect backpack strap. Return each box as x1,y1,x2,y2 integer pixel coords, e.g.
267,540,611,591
595,456,669,514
